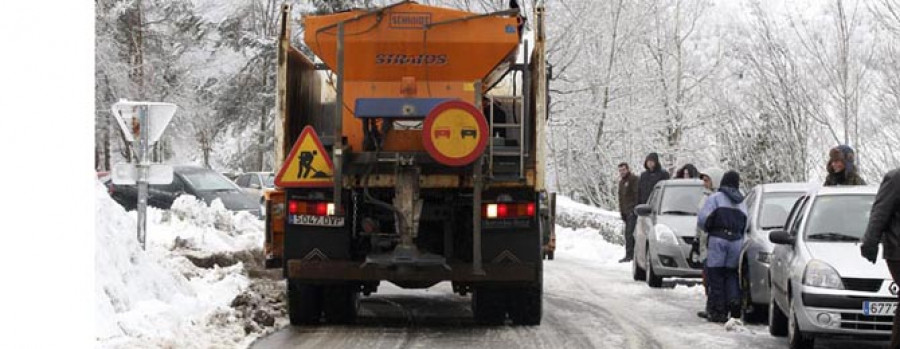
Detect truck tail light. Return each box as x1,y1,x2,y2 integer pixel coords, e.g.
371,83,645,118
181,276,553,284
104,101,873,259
483,202,535,219
288,200,339,216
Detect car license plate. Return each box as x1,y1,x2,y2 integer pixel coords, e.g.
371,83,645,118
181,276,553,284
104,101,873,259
289,215,345,227
863,301,897,316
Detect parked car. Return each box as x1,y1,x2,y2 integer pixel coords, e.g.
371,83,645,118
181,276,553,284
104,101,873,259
234,171,275,216
633,179,707,287
768,185,891,348
739,183,810,323
106,165,262,218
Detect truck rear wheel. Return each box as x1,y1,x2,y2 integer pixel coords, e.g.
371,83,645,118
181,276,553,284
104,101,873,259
508,285,542,325
288,280,322,325
322,285,359,324
472,287,506,325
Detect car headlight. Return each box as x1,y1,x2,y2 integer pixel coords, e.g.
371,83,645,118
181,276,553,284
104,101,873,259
803,260,844,289
654,224,679,245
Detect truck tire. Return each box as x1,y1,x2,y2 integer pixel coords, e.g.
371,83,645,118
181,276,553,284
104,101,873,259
288,280,322,325
473,287,506,325
508,284,542,325
547,251,554,260
322,285,358,324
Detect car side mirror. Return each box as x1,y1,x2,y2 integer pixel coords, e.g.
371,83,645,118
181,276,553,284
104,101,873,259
769,230,795,245
634,204,652,217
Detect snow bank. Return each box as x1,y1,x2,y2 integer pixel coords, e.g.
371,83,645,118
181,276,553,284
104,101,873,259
555,195,625,245
95,181,276,348
555,226,625,265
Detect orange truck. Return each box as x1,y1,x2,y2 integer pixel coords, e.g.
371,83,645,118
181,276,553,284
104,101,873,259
264,1,552,325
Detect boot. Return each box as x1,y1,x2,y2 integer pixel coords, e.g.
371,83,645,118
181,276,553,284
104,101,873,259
618,256,632,263
729,300,742,319
696,311,708,319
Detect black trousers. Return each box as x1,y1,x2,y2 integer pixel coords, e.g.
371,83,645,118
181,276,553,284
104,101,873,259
888,260,900,349
623,213,637,258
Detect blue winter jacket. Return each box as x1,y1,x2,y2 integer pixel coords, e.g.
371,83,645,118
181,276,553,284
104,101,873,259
697,187,748,241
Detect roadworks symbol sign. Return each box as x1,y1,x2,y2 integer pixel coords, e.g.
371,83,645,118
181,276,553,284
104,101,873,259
275,126,334,188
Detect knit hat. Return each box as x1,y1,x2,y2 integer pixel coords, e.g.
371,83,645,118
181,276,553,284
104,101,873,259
827,145,856,174
720,170,740,189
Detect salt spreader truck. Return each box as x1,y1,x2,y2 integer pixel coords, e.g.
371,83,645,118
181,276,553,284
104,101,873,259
263,1,553,325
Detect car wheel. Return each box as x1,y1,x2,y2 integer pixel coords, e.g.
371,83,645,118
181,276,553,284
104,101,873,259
646,245,663,288
788,297,815,349
768,281,788,336
633,252,646,281
741,260,767,324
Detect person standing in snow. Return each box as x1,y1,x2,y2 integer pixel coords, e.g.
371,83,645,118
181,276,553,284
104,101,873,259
692,168,724,319
860,167,900,347
637,153,670,205
697,171,748,323
824,145,866,186
676,164,700,179
617,162,640,263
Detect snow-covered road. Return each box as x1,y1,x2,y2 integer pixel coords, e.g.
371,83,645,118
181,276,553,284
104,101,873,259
250,227,889,349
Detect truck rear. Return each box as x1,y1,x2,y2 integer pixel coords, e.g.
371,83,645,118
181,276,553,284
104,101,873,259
264,1,552,326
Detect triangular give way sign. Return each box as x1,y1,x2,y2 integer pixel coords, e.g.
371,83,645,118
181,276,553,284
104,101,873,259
275,126,334,188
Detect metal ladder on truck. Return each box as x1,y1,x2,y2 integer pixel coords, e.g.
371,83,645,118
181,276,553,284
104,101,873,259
487,94,526,181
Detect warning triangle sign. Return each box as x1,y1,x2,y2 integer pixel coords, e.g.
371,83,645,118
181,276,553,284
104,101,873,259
275,126,334,188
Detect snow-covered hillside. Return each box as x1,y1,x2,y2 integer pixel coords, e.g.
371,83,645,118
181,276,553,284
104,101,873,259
95,182,284,348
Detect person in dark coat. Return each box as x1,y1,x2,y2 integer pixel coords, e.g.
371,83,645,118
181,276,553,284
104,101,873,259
824,145,866,186
697,170,748,323
860,167,900,347
676,164,700,179
618,162,639,263
637,153,670,205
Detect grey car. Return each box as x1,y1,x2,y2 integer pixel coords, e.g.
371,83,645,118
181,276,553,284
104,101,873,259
633,179,706,288
768,186,892,348
739,183,809,322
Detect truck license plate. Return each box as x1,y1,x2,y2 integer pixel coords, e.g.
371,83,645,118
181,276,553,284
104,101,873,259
863,301,897,316
289,215,345,227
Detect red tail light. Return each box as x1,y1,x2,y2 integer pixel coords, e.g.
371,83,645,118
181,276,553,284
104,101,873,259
288,200,339,216
483,202,536,219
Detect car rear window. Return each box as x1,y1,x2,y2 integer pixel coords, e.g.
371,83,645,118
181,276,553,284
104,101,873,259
263,173,275,188
804,194,875,241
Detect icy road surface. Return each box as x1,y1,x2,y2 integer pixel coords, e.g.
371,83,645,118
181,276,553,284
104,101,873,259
251,227,889,349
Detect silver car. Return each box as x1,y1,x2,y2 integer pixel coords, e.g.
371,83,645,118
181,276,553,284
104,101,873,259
768,186,892,347
739,183,809,322
633,179,706,288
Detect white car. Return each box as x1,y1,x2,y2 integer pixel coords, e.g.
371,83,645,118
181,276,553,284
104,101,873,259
768,185,892,348
234,172,275,214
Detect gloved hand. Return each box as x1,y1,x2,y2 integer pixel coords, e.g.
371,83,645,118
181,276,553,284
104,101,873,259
860,243,878,264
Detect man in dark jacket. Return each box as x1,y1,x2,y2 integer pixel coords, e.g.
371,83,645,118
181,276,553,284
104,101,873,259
824,145,866,186
860,167,900,347
618,162,639,263
638,153,670,205
698,171,748,323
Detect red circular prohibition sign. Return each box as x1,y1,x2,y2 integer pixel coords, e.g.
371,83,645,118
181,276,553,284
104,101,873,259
422,100,489,167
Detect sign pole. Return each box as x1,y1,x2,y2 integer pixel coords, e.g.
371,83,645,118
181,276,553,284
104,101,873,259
136,105,150,250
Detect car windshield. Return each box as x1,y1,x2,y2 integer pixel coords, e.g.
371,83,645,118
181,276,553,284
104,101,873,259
263,173,275,188
804,194,875,242
181,170,239,192
659,185,705,215
758,192,803,230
